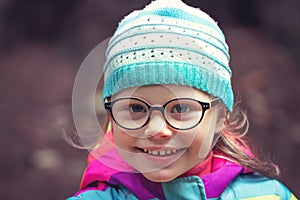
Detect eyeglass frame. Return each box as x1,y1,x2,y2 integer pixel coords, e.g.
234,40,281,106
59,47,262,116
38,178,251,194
104,97,220,131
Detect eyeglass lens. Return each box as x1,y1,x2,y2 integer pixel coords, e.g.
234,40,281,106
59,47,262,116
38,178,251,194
110,98,205,130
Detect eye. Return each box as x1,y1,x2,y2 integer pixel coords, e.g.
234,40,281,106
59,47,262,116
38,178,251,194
171,104,190,113
129,104,147,113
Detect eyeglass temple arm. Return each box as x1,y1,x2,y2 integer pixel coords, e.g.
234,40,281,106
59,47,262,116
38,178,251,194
211,99,220,107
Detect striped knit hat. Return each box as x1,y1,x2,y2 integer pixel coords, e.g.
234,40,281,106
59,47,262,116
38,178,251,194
103,0,233,111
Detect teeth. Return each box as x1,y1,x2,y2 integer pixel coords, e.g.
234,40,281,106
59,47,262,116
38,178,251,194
160,150,166,156
143,148,179,156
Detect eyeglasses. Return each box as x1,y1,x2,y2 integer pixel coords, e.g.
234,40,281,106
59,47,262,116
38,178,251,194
104,97,220,130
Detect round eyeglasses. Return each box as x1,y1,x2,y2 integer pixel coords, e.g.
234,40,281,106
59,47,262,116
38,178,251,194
104,97,220,130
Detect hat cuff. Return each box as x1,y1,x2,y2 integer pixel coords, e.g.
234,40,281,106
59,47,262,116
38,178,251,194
103,62,233,111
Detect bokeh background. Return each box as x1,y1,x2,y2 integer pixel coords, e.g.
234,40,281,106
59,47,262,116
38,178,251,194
0,0,299,199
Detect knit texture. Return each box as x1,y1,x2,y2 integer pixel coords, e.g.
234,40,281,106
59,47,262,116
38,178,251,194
103,0,233,111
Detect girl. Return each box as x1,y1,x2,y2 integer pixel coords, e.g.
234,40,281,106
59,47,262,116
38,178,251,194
68,0,296,199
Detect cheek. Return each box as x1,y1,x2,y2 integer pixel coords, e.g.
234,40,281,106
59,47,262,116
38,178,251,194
188,127,207,154
112,124,131,149
188,112,218,154
112,123,141,153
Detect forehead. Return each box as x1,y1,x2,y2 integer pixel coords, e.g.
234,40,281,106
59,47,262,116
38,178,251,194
112,84,211,104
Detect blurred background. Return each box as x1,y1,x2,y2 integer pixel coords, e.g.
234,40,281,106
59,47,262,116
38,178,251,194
0,0,299,199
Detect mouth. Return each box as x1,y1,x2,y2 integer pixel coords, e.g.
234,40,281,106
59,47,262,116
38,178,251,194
136,147,186,157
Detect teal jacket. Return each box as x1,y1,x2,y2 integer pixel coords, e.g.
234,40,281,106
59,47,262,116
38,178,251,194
68,175,295,199
67,154,296,199
67,133,296,200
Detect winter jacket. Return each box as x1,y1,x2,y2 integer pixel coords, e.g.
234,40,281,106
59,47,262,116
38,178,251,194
67,132,296,200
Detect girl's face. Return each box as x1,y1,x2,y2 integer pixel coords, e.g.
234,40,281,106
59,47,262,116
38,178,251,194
110,85,219,182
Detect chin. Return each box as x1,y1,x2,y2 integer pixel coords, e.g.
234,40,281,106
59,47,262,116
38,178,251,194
142,168,179,182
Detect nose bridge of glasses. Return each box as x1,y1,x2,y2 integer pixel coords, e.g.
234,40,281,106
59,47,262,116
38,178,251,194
149,106,165,115
148,106,167,125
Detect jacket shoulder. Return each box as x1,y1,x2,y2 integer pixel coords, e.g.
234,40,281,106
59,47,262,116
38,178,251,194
220,173,296,199
66,186,141,200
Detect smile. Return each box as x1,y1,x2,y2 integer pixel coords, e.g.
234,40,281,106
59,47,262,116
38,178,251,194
138,148,186,157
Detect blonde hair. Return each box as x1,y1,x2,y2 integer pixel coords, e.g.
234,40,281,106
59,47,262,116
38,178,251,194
214,102,280,178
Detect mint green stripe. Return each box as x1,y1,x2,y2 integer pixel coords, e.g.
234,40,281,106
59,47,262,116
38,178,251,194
108,25,229,60
104,45,231,76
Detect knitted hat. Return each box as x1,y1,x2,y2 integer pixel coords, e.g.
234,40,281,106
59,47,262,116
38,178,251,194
103,0,233,111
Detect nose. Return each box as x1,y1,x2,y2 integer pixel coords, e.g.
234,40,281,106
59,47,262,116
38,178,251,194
144,112,173,139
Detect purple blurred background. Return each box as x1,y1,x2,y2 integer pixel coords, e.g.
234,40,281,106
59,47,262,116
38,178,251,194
0,0,299,199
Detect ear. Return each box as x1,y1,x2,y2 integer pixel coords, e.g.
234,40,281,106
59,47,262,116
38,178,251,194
215,117,225,133
214,103,227,134
99,109,113,134
105,114,113,133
